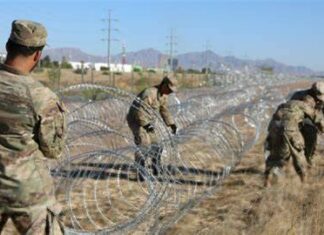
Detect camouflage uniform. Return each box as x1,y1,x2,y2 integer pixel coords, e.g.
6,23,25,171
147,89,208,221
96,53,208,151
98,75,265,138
127,85,175,177
0,20,66,234
290,85,324,165
264,98,323,185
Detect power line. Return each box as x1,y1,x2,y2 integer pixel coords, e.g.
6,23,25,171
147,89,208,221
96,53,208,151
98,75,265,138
204,40,212,74
101,10,119,69
166,29,177,72
121,40,126,65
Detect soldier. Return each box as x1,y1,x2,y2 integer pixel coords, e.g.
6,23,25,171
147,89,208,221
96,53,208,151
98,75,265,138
0,20,66,234
127,76,177,181
264,94,323,187
289,81,324,166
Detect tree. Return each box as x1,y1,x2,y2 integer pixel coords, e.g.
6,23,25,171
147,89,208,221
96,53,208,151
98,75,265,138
48,67,61,90
52,61,60,68
187,68,201,74
201,67,211,74
61,56,72,69
259,66,274,74
175,66,184,73
40,55,52,68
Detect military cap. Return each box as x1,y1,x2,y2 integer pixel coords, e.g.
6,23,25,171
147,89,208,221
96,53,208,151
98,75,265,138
9,20,47,47
312,81,324,102
161,76,177,92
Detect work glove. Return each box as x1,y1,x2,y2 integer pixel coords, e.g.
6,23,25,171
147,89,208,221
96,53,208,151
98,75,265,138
143,123,155,133
170,124,177,134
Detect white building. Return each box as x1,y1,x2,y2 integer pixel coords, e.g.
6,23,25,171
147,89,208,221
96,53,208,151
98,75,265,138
69,61,132,73
93,63,133,73
69,61,93,70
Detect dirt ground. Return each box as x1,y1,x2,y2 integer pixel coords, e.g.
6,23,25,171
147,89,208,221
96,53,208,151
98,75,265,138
165,136,324,235
164,79,324,235
3,140,323,234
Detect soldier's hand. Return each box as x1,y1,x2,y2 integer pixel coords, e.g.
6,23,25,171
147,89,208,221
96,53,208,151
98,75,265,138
290,136,304,151
143,123,155,133
170,124,177,134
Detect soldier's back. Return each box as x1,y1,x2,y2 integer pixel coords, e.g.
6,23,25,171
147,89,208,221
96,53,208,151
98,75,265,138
289,89,309,101
0,69,57,210
127,86,159,121
0,70,39,162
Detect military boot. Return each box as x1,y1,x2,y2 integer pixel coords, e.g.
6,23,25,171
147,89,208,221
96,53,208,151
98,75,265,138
150,144,163,176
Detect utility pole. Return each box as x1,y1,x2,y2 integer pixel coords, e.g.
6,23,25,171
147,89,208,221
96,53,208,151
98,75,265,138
204,41,212,85
204,41,212,73
121,40,126,72
102,10,118,86
166,29,177,73
91,66,94,83
81,60,84,83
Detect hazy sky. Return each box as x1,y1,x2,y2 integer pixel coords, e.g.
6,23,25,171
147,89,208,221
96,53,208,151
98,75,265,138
0,0,323,71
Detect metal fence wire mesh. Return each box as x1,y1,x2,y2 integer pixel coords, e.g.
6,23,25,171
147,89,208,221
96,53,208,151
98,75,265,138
47,73,323,234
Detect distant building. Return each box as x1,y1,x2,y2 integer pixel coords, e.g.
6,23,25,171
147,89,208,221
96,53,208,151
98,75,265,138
69,61,93,70
93,63,133,73
69,61,133,73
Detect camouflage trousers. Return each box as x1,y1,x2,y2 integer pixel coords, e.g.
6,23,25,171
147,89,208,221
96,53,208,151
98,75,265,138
264,128,305,184
0,202,64,235
0,154,64,234
300,123,318,165
127,119,163,178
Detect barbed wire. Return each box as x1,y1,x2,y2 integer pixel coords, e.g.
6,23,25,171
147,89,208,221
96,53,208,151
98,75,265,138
48,73,322,234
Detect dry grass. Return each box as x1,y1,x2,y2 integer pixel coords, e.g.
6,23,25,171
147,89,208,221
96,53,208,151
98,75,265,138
32,68,208,94
166,139,324,235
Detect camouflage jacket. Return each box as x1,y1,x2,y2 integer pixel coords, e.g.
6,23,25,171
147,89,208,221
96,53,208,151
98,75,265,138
0,64,66,208
289,89,310,101
269,99,322,132
127,86,174,127
267,99,323,150
290,87,323,110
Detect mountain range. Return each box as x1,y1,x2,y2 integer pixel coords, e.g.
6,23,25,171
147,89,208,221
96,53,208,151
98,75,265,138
42,47,316,76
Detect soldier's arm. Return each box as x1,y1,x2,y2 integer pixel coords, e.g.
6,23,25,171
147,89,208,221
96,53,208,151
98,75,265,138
159,96,175,126
314,110,324,133
31,86,66,159
298,101,316,120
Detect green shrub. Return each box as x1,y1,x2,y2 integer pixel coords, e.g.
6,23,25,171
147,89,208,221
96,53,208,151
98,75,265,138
48,67,61,89
100,66,109,71
61,61,73,69
33,67,44,73
52,61,60,68
133,67,142,73
74,68,88,74
187,68,201,74
40,55,52,68
60,56,72,69
82,88,103,101
147,68,156,73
